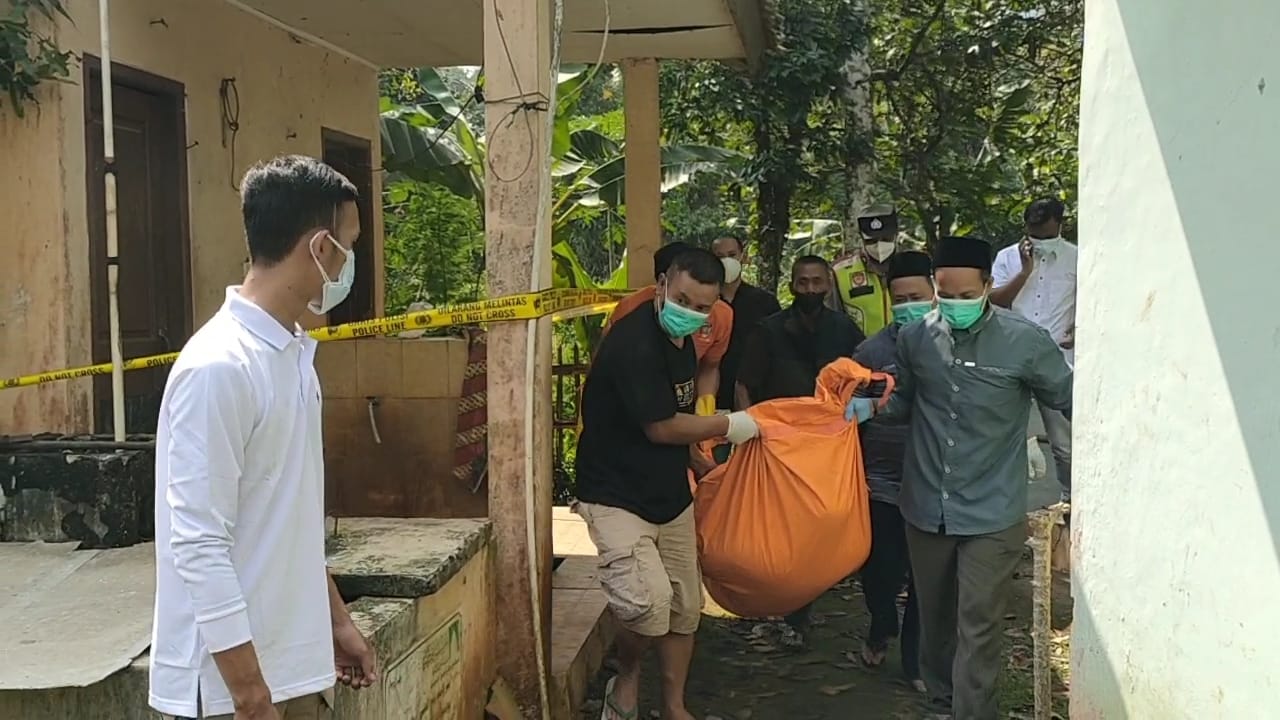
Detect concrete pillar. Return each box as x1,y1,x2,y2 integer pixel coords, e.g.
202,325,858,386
622,58,661,288
483,0,554,715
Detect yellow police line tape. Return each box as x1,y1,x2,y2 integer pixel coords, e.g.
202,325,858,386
0,288,627,391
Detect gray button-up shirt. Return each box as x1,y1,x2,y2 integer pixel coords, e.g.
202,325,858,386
883,305,1073,536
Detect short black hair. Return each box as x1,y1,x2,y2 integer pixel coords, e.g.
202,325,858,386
792,254,832,277
653,241,693,280
667,248,725,286
1024,197,1065,226
712,235,745,252
241,155,359,266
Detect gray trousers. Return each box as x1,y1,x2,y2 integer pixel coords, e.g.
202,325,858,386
1037,403,1072,496
905,521,1024,720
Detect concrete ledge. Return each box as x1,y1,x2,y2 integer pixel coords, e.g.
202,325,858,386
549,558,617,720
0,597,418,720
0,518,497,719
549,508,616,720
326,517,491,598
0,438,155,548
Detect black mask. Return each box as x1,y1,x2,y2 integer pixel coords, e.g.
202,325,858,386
792,291,826,314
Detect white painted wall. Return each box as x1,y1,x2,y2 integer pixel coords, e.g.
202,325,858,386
1072,1,1280,717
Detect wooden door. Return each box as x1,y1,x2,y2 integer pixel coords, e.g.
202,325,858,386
84,58,192,435
321,128,375,325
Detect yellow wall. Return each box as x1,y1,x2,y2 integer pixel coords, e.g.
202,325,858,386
0,0,383,434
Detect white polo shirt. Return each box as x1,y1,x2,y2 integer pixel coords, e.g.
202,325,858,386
150,288,334,718
992,239,1078,366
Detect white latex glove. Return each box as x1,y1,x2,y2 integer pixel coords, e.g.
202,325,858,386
1027,436,1048,481
725,411,760,445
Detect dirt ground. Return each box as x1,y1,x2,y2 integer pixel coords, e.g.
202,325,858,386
580,550,1072,720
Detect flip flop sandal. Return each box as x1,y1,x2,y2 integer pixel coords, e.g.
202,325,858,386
600,676,638,720
860,641,888,667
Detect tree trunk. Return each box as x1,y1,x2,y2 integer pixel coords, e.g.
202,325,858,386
916,200,940,252
841,0,876,249
755,174,791,294
753,122,788,293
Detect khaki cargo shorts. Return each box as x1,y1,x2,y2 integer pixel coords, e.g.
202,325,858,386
166,691,331,720
574,502,702,637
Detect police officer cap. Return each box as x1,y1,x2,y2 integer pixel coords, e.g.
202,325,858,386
886,250,933,283
932,235,993,273
857,204,898,240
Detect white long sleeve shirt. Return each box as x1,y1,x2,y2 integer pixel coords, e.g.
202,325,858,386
149,288,334,718
991,239,1078,367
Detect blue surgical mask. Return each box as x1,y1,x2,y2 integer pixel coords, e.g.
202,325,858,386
937,295,987,330
891,300,932,326
657,284,709,338
308,232,355,315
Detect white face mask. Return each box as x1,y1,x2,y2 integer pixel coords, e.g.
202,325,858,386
308,232,355,315
1031,236,1063,253
720,256,743,284
864,240,896,263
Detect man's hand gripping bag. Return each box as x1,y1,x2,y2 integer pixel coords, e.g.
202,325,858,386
693,358,893,618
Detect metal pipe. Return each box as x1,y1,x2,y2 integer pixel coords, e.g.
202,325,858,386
98,0,126,441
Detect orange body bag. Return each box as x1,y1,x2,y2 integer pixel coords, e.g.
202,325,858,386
694,358,893,618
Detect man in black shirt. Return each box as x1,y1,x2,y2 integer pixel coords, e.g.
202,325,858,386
851,250,935,691
710,235,781,462
575,248,761,720
734,254,866,647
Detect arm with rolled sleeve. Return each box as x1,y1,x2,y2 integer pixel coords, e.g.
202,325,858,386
1025,327,1073,415
163,360,271,705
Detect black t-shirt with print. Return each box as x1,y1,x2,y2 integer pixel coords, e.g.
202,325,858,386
575,306,698,524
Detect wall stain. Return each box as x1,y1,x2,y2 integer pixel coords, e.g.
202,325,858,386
1138,291,1156,322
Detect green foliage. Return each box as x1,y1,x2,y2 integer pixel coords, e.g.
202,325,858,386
380,67,486,209
379,65,744,286
659,0,867,291
659,0,1084,288
382,181,485,314
0,0,73,117
873,0,1084,249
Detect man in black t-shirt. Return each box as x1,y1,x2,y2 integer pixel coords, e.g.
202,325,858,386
710,235,781,462
575,248,761,720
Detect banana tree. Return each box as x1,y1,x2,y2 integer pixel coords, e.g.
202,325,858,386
381,67,745,348
381,66,597,211
381,66,745,244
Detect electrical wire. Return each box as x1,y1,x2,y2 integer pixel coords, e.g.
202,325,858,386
401,83,479,169
219,78,240,191
557,0,611,110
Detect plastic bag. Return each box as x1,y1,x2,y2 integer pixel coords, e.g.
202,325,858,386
694,358,893,618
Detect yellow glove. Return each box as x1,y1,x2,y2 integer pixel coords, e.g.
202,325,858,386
696,394,716,417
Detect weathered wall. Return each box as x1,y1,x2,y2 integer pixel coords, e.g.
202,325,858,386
0,0,383,434
0,6,88,434
0,444,154,548
317,337,484,518
1072,1,1280,717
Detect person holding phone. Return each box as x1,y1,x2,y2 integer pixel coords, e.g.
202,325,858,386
990,198,1077,502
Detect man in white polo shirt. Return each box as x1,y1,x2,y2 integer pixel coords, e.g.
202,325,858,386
991,197,1076,502
150,155,377,720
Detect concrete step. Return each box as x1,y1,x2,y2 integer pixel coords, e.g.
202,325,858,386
549,507,615,720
